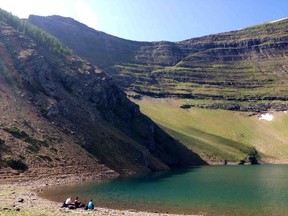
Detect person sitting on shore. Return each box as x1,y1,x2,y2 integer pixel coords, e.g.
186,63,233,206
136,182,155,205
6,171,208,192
61,197,72,208
87,199,94,210
74,196,85,208
65,197,72,205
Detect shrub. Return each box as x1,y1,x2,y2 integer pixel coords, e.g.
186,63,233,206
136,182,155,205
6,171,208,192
4,156,28,170
3,126,29,140
4,126,49,152
27,144,40,153
35,154,52,162
49,146,58,153
0,138,5,146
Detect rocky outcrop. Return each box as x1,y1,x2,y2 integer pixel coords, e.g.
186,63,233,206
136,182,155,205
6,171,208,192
182,102,288,112
238,148,259,165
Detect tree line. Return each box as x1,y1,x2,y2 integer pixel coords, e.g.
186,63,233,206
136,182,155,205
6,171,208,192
0,8,72,55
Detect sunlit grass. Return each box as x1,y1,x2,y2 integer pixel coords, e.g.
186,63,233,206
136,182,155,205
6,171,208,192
134,97,288,163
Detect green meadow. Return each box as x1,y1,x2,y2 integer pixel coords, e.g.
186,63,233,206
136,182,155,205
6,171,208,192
134,97,288,164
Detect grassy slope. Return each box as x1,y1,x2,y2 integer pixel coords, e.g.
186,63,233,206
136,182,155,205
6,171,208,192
134,97,288,163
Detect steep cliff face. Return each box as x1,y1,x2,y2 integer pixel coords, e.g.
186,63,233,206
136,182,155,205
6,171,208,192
28,16,288,112
0,10,205,179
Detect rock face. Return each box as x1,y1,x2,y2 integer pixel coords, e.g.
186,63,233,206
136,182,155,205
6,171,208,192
28,15,288,112
0,10,205,179
238,148,259,165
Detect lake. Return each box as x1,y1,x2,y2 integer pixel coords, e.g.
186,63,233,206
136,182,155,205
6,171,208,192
40,165,288,216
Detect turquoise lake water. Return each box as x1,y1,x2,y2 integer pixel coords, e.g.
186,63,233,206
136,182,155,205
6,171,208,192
41,165,288,216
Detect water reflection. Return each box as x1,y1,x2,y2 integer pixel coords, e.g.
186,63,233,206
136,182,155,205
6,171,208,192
118,167,200,182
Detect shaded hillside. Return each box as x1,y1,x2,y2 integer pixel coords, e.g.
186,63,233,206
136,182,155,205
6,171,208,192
0,9,205,180
28,16,288,112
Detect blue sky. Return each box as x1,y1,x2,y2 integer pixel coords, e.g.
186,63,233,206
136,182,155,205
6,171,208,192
0,0,287,41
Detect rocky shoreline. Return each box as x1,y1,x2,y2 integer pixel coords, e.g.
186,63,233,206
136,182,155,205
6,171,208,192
0,175,201,216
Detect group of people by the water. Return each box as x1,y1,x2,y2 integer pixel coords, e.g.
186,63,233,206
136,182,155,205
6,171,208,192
61,196,95,210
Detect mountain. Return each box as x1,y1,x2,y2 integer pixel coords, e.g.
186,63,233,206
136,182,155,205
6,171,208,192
28,15,288,112
0,9,205,180
26,15,288,164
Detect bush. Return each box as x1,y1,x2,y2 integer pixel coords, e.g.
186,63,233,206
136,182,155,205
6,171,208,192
0,138,5,146
27,144,40,153
4,157,28,170
36,154,52,162
3,126,29,140
4,126,49,152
